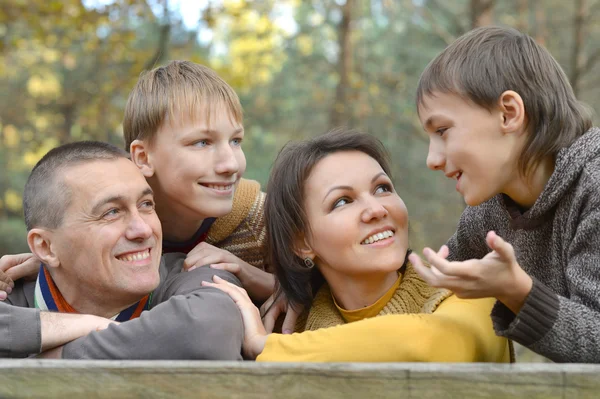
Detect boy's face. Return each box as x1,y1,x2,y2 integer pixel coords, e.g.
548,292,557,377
418,92,521,206
144,105,246,221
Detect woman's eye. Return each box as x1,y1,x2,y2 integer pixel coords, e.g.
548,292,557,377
375,184,392,194
435,127,448,136
332,197,350,209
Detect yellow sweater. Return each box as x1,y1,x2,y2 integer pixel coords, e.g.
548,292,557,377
258,264,511,362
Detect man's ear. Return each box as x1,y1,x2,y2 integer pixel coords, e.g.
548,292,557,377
130,139,155,178
498,90,527,135
292,234,316,262
27,229,60,269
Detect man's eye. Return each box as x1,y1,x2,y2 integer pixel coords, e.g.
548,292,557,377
103,209,119,218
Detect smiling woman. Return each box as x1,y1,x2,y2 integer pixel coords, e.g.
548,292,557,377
204,129,512,362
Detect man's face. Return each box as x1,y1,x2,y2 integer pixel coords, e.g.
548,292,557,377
51,158,162,304
144,104,247,221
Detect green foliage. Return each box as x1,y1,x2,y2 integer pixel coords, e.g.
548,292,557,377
0,217,29,256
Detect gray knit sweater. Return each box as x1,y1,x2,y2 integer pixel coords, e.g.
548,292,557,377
447,127,600,363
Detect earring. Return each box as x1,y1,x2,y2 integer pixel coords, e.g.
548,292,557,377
303,257,315,269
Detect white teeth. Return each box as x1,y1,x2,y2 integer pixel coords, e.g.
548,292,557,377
206,184,233,191
361,230,394,245
118,249,150,262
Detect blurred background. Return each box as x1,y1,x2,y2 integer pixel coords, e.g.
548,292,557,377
1,0,599,359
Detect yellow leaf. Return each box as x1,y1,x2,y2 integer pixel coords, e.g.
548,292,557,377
297,35,313,56
3,125,19,148
4,189,22,213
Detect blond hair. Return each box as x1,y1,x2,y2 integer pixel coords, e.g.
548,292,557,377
123,60,243,150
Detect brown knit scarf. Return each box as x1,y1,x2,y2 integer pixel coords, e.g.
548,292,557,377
297,262,453,332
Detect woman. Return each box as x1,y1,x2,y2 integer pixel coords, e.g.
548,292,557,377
205,129,512,362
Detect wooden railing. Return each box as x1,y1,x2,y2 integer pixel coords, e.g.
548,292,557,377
0,361,598,398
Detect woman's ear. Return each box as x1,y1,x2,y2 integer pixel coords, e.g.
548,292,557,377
292,234,315,263
27,229,60,269
498,90,527,135
130,139,155,178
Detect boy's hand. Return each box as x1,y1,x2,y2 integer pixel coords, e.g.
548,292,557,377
0,253,41,300
260,292,302,334
202,275,268,360
409,231,533,314
184,242,275,303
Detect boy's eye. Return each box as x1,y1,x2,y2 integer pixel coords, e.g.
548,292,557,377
375,184,392,194
332,197,351,210
193,140,209,147
231,138,243,146
140,200,155,210
435,127,448,136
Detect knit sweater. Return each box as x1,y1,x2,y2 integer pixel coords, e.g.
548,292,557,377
446,127,600,363
298,263,453,331
163,178,268,270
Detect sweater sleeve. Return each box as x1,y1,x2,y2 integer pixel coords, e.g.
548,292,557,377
257,296,510,362
491,194,600,363
0,280,41,358
61,266,244,360
445,204,491,262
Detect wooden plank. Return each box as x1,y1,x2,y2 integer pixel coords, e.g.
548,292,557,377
0,361,598,399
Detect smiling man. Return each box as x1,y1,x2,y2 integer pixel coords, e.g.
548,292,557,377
0,141,243,359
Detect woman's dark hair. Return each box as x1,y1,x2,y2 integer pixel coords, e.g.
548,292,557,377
265,128,393,310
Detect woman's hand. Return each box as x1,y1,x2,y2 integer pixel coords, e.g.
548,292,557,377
203,275,268,360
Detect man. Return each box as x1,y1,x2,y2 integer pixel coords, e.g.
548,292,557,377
0,141,243,359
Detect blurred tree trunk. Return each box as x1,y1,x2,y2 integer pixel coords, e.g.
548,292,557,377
470,0,495,28
533,5,547,46
570,0,588,97
329,0,354,129
516,0,528,32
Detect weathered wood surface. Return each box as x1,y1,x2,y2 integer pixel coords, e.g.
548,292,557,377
0,361,598,399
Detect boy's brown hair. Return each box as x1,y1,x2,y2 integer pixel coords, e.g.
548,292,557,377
123,60,243,150
416,25,592,176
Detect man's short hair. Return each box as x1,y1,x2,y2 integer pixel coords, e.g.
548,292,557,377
416,25,592,176
23,141,128,231
122,60,243,151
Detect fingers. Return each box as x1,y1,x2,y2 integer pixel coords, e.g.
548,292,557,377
0,253,35,273
486,231,515,262
437,245,450,259
5,257,40,282
184,253,222,271
282,304,301,334
408,252,437,284
0,273,13,300
209,263,241,274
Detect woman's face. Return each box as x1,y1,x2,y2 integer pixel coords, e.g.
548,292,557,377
300,151,409,279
